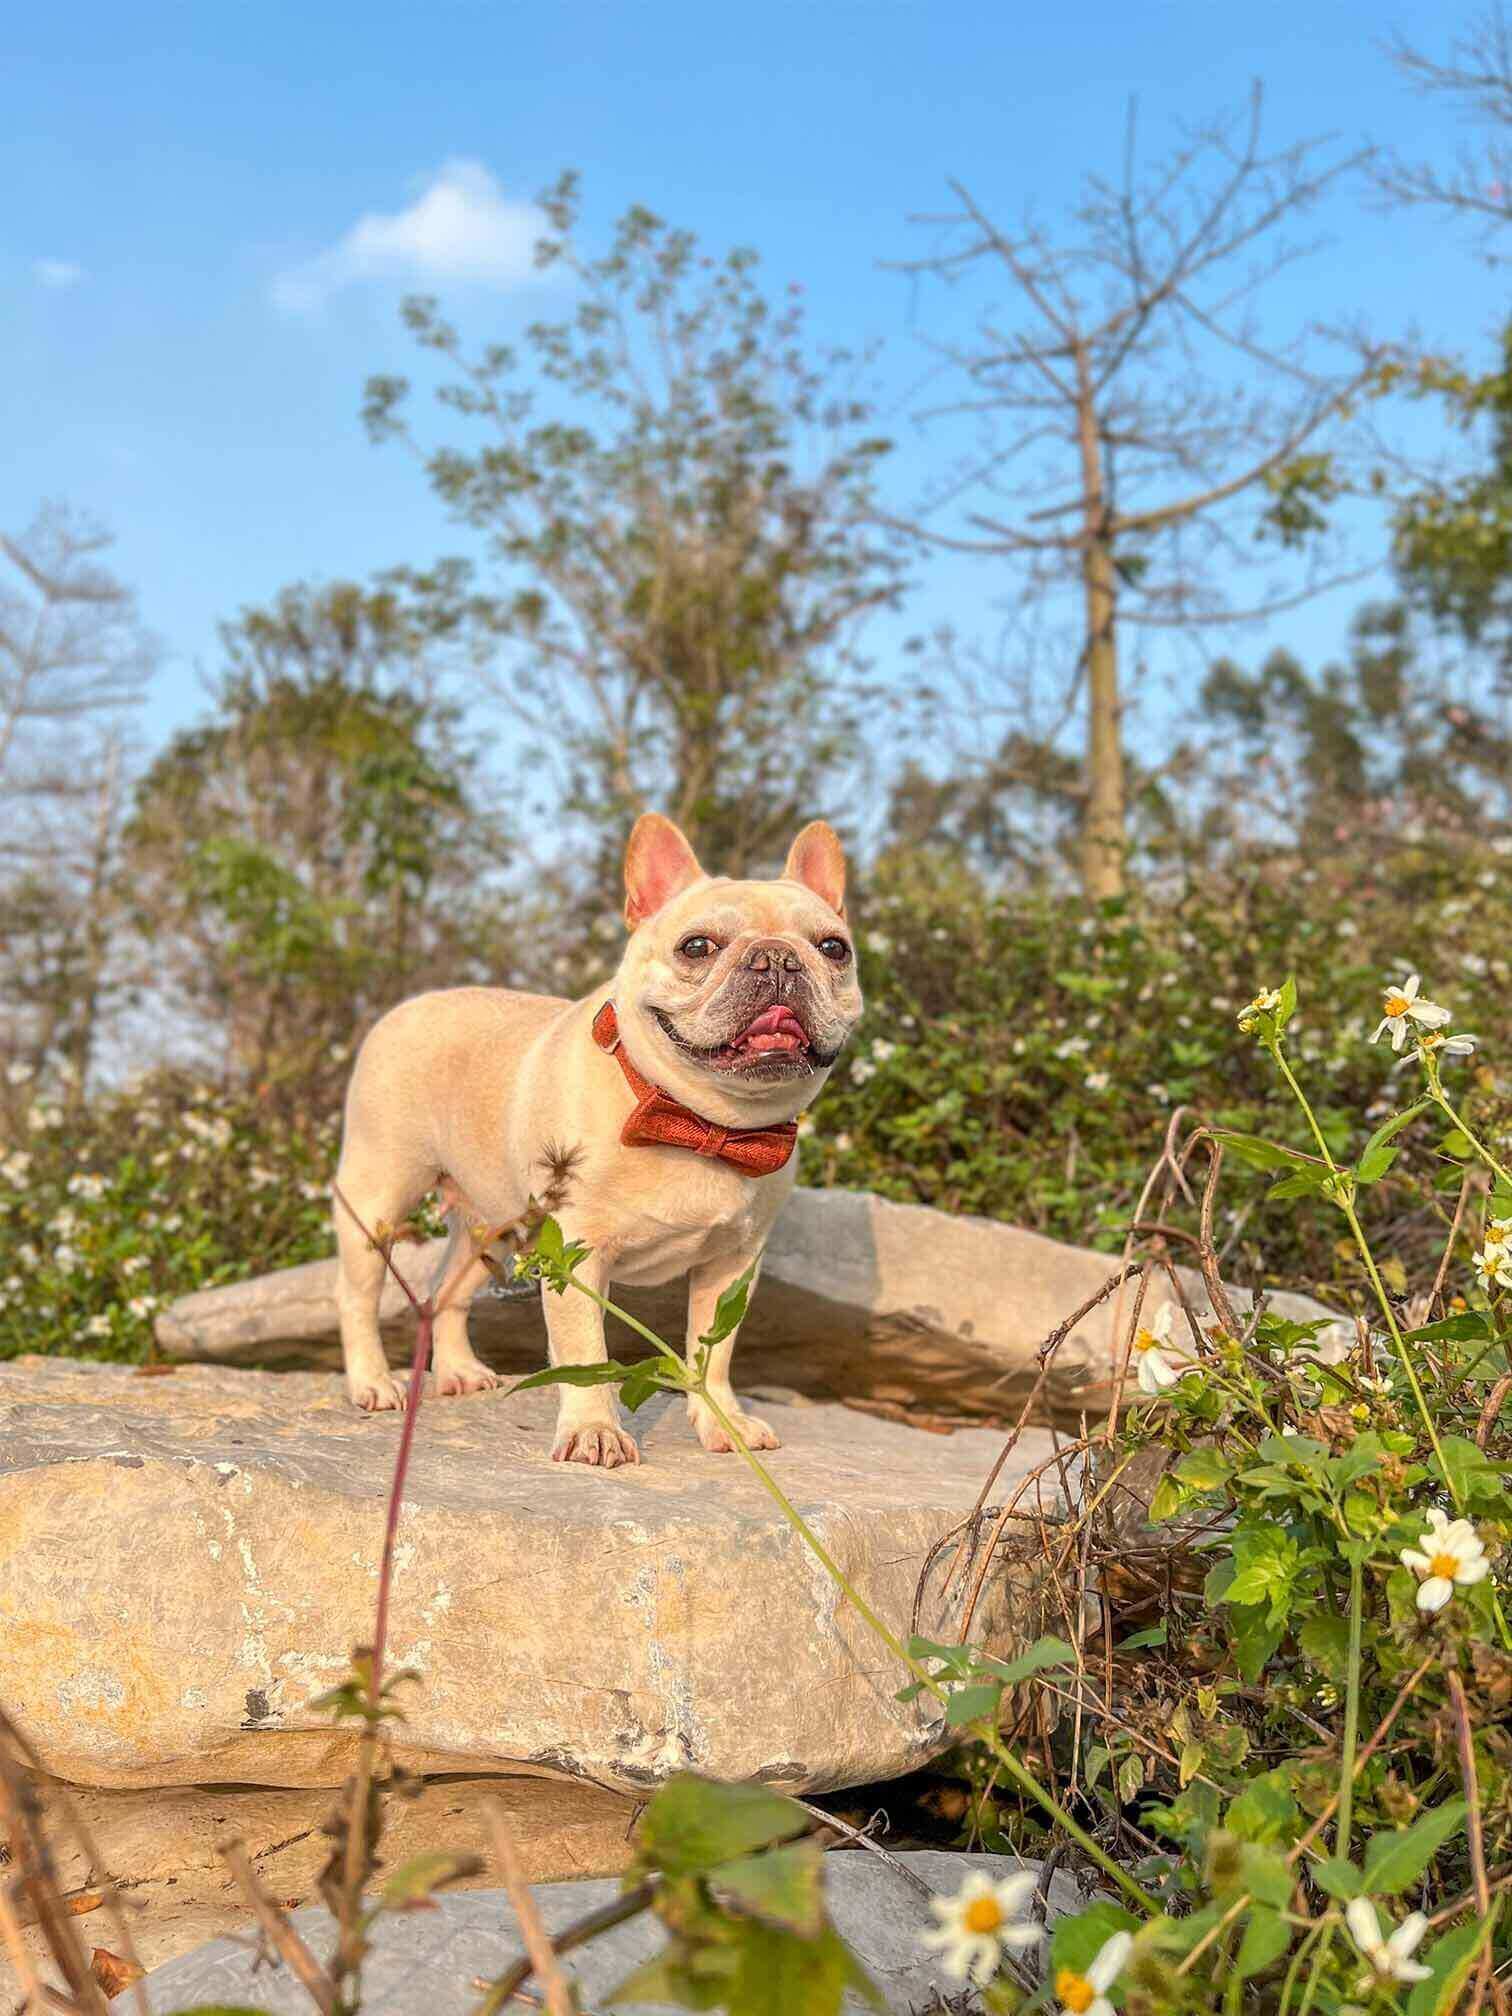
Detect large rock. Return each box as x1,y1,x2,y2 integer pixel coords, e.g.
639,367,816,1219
111,1852,1095,2015
156,1185,1327,1422
13,1772,636,1979
0,1359,1072,1796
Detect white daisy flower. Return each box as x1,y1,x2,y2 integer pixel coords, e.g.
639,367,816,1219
1055,1930,1133,2016
1344,1898,1431,1984
67,1174,107,1201
851,1060,876,1084
84,1314,112,1339
161,1213,183,1233
127,1295,158,1320
6,1060,34,1085
1,1151,31,1188
1474,1218,1512,1291
1133,1304,1197,1395
1400,1507,1491,1613
53,1242,81,1274
871,1040,897,1063
1372,975,1451,1052
919,1869,1041,1987
1084,1070,1111,1093
121,1254,149,1277
1418,1029,1477,1061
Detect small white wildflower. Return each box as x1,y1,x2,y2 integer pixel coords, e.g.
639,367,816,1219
1344,1898,1431,1984
299,1181,326,1202
796,1114,815,1137
1054,1930,1133,2016
833,1132,853,1152
1336,918,1359,938
1237,987,1282,1033
121,1254,149,1277
84,1313,112,1338
1145,1082,1170,1103
1084,1070,1111,1093
161,1213,183,1233
866,931,892,954
6,1060,34,1085
1134,1305,1197,1395
1474,1217,1512,1291
49,1208,79,1238
17,1242,39,1268
1,1151,31,1188
919,1869,1040,1987
53,1242,81,1274
1372,975,1451,1052
1400,1508,1491,1614
1055,1037,1090,1058
127,1295,158,1320
871,1040,897,1063
67,1174,107,1201
248,1165,277,1190
851,1060,876,1085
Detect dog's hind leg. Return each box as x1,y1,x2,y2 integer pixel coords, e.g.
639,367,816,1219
332,1141,437,1414
429,1204,502,1398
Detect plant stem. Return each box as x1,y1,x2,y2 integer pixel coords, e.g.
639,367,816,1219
1335,1555,1364,1859
1425,1064,1512,1190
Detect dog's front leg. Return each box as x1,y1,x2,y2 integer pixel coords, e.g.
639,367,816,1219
685,1253,779,1454
540,1247,640,1468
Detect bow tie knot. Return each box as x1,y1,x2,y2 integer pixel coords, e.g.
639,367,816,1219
593,1002,798,1178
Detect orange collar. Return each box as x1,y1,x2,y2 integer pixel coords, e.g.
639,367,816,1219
592,1002,798,1178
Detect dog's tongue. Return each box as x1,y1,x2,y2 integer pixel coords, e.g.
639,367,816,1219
733,1004,809,1054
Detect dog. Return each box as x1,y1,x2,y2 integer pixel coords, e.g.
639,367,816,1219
332,814,861,1465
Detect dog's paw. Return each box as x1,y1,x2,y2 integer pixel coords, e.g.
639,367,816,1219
552,1423,641,1469
690,1403,781,1454
433,1359,501,1399
348,1372,408,1414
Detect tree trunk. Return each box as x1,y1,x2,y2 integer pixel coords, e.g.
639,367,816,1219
1075,378,1126,901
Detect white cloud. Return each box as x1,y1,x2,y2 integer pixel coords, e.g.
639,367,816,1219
273,159,541,314
34,259,84,289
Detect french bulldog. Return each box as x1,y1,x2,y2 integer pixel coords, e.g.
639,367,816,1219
332,814,861,1465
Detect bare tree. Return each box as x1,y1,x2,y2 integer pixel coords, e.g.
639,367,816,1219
1379,5,1512,257
892,88,1379,899
0,507,155,1099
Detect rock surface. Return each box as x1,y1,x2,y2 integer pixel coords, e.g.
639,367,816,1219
0,1359,1071,1795
108,1852,1093,2014
156,1184,1330,1423
13,1771,636,1980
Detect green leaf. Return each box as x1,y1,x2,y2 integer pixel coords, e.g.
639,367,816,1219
1239,1843,1292,1910
1362,1801,1468,1895
1267,1167,1334,1200
980,1633,1078,1686
1175,1447,1234,1492
636,1775,807,1878
1405,1922,1487,2016
1358,1100,1429,1170
944,1681,1003,1727
727,1922,884,2016
506,1360,636,1393
1298,1614,1351,1682
1402,1313,1493,1344
1430,1435,1505,1506
1227,1771,1299,1845
1119,1623,1168,1651
700,1264,757,1348
1050,1901,1141,1973
607,1950,728,2010
379,1848,482,1908
1312,1857,1363,1900
1216,1132,1315,1172
711,1841,824,1936
1275,975,1298,1027
1355,1143,1400,1185
1230,1604,1285,1685
1236,1904,1292,1979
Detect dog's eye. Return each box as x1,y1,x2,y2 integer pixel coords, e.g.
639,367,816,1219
818,936,851,964
677,934,718,960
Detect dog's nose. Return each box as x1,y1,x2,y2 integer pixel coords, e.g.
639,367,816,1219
744,940,802,975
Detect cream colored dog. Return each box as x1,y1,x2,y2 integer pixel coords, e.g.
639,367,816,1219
332,814,861,1465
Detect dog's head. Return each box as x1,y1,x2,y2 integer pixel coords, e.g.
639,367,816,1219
611,814,863,1127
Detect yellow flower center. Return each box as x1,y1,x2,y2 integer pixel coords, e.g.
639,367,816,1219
1384,994,1411,1018
963,1896,1003,1935
1135,1329,1157,1355
1429,1551,1460,1581
1057,1970,1096,2013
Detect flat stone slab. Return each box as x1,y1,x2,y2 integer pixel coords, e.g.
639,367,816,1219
155,1184,1328,1424
0,1360,1071,1795
111,1851,1094,2014
14,1771,636,1980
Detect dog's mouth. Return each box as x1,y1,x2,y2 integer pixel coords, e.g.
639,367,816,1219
652,1004,834,1078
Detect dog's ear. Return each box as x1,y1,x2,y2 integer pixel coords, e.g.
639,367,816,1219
624,814,705,928
783,821,846,917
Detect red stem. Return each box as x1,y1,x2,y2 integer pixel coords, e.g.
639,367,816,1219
371,1299,432,1692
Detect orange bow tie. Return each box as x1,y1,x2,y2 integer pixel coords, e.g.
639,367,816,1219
592,1002,799,1178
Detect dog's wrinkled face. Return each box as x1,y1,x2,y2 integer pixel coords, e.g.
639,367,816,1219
613,816,863,1124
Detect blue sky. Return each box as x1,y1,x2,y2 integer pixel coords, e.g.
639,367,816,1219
6,0,1505,763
